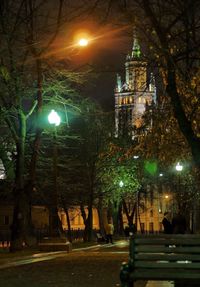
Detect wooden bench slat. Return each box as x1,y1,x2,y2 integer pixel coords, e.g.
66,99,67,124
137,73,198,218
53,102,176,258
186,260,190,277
134,238,200,245
135,253,200,261
134,246,200,253
134,261,200,269
120,235,200,286
133,234,200,239
130,269,200,280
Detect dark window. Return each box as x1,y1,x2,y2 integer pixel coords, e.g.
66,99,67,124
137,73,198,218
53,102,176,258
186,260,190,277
4,216,9,225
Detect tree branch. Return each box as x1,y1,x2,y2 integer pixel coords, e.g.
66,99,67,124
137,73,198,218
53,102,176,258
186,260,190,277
26,100,38,119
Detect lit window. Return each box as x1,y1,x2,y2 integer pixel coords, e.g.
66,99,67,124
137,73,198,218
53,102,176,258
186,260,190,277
149,222,154,233
0,160,6,179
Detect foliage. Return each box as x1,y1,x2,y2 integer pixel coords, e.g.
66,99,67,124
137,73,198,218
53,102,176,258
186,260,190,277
98,142,141,204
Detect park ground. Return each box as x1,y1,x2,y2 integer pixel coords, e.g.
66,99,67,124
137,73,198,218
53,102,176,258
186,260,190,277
0,240,147,287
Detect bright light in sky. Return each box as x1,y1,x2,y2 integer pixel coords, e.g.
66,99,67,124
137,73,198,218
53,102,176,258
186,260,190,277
78,38,89,47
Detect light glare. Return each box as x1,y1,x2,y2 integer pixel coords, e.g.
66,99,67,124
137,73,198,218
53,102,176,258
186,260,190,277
48,109,61,126
78,38,88,47
119,180,124,188
176,162,183,172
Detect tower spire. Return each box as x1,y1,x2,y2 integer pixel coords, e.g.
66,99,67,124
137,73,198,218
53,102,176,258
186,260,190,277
132,28,141,59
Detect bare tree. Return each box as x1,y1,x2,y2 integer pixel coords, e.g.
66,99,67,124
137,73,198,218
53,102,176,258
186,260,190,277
0,0,98,251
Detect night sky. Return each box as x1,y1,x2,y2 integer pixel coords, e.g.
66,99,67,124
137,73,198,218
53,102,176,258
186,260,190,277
52,19,132,111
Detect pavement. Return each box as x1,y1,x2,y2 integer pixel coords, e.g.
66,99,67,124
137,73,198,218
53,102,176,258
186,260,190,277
146,281,174,287
0,241,175,287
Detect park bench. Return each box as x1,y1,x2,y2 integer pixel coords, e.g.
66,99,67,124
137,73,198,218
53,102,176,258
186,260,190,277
120,234,200,287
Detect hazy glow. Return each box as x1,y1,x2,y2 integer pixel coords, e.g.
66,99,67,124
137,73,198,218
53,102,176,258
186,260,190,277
0,160,6,180
78,38,89,47
133,155,139,159
48,110,61,126
40,24,132,61
176,162,183,172
144,161,157,175
119,180,124,188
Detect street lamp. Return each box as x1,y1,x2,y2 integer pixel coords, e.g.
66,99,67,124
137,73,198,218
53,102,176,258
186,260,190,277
48,109,61,237
48,109,61,126
175,162,183,212
78,38,89,47
119,180,124,188
176,162,183,172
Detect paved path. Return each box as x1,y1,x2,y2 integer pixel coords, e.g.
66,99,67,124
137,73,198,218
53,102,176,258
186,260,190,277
146,281,174,287
0,241,174,287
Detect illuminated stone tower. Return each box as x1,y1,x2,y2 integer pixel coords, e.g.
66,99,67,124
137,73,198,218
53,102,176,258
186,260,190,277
115,33,156,137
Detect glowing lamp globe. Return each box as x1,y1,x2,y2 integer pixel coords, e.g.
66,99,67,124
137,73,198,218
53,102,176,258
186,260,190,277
119,180,124,188
48,110,61,126
78,38,88,47
176,162,183,172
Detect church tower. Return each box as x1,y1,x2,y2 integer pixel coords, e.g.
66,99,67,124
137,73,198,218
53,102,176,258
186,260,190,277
115,32,156,137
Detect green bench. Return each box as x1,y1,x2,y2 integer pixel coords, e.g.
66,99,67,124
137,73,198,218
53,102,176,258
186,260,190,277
120,234,200,287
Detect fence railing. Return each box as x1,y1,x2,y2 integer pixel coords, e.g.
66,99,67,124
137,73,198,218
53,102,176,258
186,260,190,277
0,228,86,248
0,229,163,248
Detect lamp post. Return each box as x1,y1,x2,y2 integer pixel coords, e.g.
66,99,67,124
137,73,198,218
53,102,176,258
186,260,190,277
48,109,61,237
175,162,183,211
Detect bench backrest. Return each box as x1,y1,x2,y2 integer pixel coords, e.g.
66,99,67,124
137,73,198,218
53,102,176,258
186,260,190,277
129,234,200,269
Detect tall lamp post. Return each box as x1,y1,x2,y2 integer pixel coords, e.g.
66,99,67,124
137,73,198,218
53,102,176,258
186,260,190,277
175,162,183,211
48,109,61,237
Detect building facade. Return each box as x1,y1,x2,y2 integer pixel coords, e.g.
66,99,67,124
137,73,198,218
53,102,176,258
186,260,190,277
114,34,166,232
114,34,156,137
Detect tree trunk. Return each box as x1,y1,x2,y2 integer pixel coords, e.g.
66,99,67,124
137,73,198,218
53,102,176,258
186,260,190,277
122,199,136,227
142,0,200,169
87,204,93,242
97,196,105,235
80,204,88,242
65,207,72,242
118,202,124,235
10,113,36,251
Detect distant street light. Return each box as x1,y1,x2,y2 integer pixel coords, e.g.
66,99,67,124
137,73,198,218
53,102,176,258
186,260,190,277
176,162,183,172
119,180,124,188
175,162,183,211
48,109,61,237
